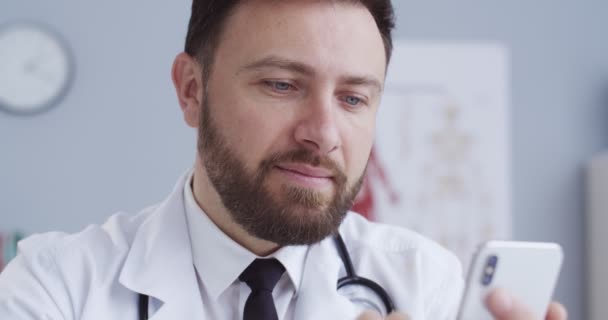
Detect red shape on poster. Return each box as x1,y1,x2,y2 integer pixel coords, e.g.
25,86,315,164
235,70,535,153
352,147,400,221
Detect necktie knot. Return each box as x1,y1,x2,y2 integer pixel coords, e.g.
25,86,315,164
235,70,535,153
239,258,285,292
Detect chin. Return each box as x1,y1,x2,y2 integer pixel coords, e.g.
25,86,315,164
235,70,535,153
292,205,332,217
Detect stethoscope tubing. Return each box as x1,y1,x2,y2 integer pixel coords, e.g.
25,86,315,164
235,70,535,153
333,233,396,314
138,293,149,320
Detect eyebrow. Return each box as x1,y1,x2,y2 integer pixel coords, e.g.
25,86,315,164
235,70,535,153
240,56,314,76
239,55,383,92
339,75,383,93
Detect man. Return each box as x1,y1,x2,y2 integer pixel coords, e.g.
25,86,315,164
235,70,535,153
0,1,567,319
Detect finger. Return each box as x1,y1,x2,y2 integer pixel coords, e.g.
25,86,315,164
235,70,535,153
357,310,383,320
485,288,536,320
386,311,410,320
545,302,568,320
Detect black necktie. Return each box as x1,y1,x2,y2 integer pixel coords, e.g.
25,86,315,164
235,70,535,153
239,258,286,320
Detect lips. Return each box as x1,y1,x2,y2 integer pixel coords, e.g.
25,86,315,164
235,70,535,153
275,163,334,179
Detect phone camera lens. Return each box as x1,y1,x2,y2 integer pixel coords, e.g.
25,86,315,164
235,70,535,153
481,255,498,286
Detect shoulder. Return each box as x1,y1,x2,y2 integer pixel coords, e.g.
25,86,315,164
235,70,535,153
0,206,158,317
340,212,461,267
6,206,158,283
0,205,160,318
17,206,156,263
339,212,464,318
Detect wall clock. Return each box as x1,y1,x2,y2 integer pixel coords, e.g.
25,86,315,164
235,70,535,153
0,23,74,116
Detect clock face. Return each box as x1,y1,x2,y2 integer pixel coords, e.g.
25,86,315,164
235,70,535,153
0,23,73,115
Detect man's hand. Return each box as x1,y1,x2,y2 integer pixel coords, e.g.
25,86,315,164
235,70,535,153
486,288,568,320
356,310,409,320
356,287,568,320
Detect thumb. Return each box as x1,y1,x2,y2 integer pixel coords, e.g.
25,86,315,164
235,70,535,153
386,311,411,320
356,310,411,320
485,288,536,320
357,310,383,320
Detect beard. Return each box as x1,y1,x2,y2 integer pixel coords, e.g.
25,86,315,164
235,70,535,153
197,97,364,246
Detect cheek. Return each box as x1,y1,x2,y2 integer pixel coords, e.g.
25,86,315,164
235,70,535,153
212,93,293,169
343,122,375,180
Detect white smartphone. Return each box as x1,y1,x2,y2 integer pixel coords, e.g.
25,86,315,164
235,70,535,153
457,241,563,320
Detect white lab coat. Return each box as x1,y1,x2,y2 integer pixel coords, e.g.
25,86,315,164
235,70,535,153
0,173,464,319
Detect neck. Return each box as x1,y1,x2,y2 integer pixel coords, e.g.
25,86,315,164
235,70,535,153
191,158,280,256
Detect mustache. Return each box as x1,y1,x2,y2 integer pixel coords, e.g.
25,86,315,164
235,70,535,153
260,149,347,185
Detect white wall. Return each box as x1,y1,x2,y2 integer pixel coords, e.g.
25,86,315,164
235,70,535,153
0,1,195,233
2,2,608,319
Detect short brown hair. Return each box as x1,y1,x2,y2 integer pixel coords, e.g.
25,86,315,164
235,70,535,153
184,0,395,81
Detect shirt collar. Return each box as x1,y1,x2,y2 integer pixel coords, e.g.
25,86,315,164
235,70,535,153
183,171,308,300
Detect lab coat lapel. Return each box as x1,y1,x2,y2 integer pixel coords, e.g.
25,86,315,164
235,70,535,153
294,236,360,320
118,174,205,319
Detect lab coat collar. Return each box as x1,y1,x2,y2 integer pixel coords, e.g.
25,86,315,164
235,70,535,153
118,173,205,319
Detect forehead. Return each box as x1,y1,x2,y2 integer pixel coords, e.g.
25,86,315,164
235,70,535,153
214,0,387,81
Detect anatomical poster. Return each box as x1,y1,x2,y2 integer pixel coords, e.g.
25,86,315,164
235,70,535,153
352,42,510,270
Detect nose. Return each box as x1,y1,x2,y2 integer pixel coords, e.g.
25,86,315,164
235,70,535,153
293,93,341,155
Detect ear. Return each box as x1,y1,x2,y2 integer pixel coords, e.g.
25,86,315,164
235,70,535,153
172,52,204,128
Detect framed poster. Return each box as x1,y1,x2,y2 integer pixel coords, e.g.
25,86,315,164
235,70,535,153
353,42,510,269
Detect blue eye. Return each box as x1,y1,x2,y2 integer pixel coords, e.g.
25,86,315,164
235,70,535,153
272,81,291,91
345,96,361,106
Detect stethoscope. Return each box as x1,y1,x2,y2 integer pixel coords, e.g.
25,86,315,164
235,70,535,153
138,233,395,319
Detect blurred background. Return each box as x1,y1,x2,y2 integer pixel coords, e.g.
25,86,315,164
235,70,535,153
1,1,607,319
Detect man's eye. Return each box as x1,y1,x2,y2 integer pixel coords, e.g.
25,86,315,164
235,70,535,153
344,96,361,106
266,81,292,91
